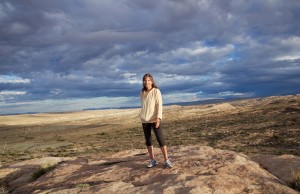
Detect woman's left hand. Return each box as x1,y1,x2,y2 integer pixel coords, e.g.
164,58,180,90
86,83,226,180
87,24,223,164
155,118,160,128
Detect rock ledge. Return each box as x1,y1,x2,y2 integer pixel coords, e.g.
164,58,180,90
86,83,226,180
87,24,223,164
1,146,298,194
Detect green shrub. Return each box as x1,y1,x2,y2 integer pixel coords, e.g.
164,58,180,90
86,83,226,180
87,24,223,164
76,183,90,188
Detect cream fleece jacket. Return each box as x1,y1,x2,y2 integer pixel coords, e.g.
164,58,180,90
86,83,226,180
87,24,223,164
140,88,163,123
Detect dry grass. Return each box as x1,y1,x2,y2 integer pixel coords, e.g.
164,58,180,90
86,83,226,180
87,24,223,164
0,95,299,165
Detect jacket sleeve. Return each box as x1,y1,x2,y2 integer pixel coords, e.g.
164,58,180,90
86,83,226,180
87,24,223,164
156,89,163,120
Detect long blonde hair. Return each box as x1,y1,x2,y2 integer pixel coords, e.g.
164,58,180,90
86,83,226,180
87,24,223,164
142,74,158,92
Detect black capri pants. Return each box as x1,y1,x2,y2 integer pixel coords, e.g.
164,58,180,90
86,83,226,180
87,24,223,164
142,122,166,147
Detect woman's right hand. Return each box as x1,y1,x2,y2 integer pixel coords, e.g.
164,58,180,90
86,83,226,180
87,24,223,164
155,118,160,128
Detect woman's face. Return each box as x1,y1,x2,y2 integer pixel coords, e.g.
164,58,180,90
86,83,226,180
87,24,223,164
143,77,153,90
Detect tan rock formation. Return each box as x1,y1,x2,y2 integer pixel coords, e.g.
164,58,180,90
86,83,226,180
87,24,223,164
251,154,300,185
0,157,74,192
1,146,298,194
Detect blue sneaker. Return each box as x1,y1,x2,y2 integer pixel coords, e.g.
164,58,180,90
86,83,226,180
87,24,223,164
147,159,158,168
164,159,173,168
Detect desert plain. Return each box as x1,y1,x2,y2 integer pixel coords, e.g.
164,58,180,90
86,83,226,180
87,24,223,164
1,94,299,164
0,94,300,193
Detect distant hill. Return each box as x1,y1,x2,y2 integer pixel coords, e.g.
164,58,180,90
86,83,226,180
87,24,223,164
83,98,240,111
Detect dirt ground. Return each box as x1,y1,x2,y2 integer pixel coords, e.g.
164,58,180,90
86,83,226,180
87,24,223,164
0,94,299,165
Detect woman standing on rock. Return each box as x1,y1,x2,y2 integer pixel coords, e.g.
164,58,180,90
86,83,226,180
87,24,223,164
140,73,173,168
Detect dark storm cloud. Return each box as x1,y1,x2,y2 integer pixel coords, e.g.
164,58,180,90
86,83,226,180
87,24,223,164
0,0,300,114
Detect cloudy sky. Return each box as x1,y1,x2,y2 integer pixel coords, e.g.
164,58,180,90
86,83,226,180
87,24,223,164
1,0,300,115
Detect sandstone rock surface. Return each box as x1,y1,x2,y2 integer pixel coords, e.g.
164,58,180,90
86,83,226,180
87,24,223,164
1,146,298,194
251,154,300,185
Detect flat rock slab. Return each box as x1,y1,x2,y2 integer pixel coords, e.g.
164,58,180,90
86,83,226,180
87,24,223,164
251,154,300,184
1,146,298,194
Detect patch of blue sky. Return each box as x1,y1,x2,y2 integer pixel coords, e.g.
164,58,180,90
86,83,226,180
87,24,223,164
229,49,240,61
202,39,219,47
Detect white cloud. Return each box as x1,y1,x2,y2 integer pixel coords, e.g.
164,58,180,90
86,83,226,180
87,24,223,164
273,55,300,61
163,92,200,103
122,73,139,84
0,91,26,102
218,91,254,98
9,22,30,34
0,91,26,95
273,36,300,61
161,42,234,60
0,75,30,84
50,89,63,95
278,36,300,47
